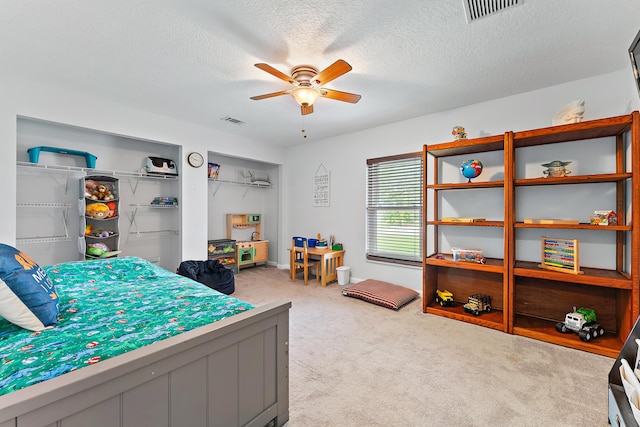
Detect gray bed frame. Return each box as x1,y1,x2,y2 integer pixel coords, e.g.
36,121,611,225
0,300,291,427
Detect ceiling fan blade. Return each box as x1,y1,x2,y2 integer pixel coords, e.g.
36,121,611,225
254,63,295,84
313,59,352,85
320,88,362,103
250,90,290,100
301,104,314,115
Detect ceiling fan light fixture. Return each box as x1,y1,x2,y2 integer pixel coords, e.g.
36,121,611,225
252,60,360,115
291,86,320,106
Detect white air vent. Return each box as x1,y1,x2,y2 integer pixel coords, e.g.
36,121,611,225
221,116,245,125
463,0,523,23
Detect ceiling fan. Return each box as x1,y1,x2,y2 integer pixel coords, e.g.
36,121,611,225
250,59,361,115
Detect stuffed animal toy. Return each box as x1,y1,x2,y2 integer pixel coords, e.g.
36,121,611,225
552,100,585,126
86,227,113,238
87,243,110,257
85,203,110,219
85,181,114,201
452,126,467,141
106,201,117,218
92,184,115,201
84,180,99,199
86,242,121,258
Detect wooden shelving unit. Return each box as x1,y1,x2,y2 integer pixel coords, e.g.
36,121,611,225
423,112,640,357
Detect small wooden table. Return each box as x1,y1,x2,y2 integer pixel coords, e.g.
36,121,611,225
307,247,345,287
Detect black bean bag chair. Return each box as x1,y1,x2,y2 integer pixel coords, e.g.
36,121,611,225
176,259,235,295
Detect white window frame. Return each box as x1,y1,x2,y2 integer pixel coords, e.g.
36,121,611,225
366,152,423,266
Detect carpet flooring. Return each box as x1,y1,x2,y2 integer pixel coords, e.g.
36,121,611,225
232,266,615,426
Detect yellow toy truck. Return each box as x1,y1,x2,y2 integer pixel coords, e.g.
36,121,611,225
435,289,455,307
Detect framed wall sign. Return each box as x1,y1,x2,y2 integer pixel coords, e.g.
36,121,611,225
313,163,330,207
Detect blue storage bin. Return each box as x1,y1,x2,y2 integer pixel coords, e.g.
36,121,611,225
293,237,307,247
28,146,97,168
307,238,318,248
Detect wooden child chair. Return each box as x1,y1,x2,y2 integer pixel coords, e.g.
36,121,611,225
290,238,320,285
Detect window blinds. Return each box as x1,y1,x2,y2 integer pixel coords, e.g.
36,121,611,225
366,153,423,265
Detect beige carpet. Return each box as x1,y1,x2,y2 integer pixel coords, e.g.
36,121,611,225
233,266,614,426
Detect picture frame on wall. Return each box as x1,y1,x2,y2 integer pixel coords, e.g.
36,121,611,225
629,28,640,98
313,163,330,207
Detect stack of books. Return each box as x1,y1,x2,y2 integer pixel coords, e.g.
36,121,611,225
151,196,178,205
441,217,486,223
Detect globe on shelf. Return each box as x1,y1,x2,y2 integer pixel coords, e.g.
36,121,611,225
460,159,483,183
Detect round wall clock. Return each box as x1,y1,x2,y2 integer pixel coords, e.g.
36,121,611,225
187,152,204,168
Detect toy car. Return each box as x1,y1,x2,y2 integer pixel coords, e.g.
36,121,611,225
555,307,605,342
463,294,491,316
435,289,454,307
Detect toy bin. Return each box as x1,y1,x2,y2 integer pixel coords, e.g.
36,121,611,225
307,238,318,248
337,266,351,285
452,247,483,263
293,237,307,247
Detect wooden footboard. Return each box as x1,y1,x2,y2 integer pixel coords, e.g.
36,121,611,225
0,301,291,427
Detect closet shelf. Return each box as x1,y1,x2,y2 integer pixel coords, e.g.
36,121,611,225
127,204,179,237
17,162,178,180
208,178,271,200
17,203,71,209
129,230,179,236
129,204,178,208
16,203,71,244
209,178,272,188
17,236,72,244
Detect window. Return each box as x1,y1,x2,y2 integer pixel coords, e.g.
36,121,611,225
366,152,423,265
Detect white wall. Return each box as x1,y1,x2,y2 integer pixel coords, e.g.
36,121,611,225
0,75,285,265
282,69,640,290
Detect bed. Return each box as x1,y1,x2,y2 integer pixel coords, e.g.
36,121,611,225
0,255,290,427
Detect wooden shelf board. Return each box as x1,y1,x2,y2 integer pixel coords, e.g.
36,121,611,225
431,220,504,227
515,173,631,186
514,261,632,289
515,222,631,231
425,303,505,332
427,134,504,157
513,114,633,147
425,254,504,273
513,316,623,358
427,181,504,190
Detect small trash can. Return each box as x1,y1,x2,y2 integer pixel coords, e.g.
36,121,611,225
337,266,351,285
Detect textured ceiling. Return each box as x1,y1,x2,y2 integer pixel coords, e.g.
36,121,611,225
1,1,639,147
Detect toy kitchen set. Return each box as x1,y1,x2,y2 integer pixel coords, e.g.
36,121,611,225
208,213,268,272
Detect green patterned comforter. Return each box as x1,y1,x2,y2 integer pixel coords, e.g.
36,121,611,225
0,256,253,396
